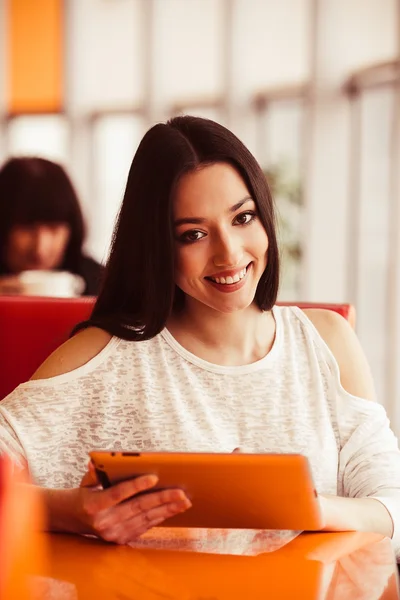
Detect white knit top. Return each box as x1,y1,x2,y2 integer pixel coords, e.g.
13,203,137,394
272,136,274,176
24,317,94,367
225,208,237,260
1,306,399,556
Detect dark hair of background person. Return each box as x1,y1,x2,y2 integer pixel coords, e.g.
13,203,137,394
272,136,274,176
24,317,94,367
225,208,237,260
0,157,103,295
78,115,280,339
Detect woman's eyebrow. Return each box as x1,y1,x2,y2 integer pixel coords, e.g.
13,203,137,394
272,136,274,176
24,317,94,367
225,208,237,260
173,196,254,227
229,196,253,213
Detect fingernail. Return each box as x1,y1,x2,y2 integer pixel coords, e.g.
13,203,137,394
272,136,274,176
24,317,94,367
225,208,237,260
171,500,192,512
171,501,190,512
144,474,158,486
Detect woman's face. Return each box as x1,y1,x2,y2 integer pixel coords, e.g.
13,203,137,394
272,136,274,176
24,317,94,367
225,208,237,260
5,222,71,273
173,162,269,315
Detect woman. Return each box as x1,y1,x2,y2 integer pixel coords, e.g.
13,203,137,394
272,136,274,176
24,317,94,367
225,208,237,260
0,117,399,556
0,157,103,295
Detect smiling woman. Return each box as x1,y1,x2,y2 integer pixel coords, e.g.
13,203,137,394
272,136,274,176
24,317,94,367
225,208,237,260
0,116,399,560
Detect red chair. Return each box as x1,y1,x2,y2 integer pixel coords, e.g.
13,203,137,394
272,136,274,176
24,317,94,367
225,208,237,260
0,296,94,400
0,296,355,400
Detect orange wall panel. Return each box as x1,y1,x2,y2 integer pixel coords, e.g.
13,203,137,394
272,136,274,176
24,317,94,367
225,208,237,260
8,0,63,114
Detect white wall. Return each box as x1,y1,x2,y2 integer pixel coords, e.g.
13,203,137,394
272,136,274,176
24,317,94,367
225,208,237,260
305,0,398,302
230,0,312,156
67,0,145,112
152,0,224,112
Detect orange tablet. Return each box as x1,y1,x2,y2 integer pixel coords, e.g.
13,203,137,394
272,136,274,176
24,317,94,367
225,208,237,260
89,451,323,530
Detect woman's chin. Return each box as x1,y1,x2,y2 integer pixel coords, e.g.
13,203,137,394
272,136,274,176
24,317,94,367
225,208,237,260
178,282,259,315
204,294,257,315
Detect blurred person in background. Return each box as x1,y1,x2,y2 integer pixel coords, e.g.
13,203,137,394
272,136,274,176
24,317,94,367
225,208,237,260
0,157,103,296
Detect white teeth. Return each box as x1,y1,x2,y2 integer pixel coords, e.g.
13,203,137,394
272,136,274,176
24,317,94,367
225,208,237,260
210,266,248,285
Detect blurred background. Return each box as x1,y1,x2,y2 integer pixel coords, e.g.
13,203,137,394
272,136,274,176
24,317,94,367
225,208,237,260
0,0,399,435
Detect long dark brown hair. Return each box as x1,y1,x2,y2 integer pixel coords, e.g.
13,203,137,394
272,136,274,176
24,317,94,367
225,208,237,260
80,115,280,340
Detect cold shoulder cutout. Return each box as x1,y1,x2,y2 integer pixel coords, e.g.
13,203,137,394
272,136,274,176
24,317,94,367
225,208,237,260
31,327,113,381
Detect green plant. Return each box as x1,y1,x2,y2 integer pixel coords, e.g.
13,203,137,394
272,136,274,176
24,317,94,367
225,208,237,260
263,162,303,296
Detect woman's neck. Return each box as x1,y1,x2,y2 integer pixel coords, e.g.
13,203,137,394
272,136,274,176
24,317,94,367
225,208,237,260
167,301,276,367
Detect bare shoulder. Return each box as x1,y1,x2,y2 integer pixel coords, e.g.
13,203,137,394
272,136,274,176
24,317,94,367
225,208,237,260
302,308,351,344
302,308,376,401
31,327,113,380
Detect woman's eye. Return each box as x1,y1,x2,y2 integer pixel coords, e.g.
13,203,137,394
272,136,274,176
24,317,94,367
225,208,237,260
234,211,256,226
179,230,205,243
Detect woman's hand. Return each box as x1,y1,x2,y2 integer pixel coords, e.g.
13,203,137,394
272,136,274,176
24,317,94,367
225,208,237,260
75,463,192,544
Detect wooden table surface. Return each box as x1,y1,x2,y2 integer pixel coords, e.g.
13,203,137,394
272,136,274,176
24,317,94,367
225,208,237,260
33,529,399,600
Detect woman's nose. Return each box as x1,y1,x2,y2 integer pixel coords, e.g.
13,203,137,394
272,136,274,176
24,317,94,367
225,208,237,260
212,233,243,267
33,227,53,260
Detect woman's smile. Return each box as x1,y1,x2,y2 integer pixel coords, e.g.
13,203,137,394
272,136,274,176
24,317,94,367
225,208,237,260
205,262,252,293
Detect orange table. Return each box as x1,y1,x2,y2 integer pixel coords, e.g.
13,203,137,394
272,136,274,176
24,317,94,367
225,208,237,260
34,529,399,599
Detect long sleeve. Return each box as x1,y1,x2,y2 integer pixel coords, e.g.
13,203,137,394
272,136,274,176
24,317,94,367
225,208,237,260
337,393,400,558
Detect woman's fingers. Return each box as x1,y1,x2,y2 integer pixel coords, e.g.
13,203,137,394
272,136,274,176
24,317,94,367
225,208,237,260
117,490,191,528
134,495,191,525
96,496,191,544
108,514,172,545
84,474,159,515
121,487,190,520
93,488,191,530
80,474,192,544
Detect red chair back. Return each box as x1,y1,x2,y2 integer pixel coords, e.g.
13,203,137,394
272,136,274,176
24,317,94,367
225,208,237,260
0,296,355,400
0,296,94,400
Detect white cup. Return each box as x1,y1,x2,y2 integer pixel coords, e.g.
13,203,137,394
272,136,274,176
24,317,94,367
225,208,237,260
18,270,85,297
